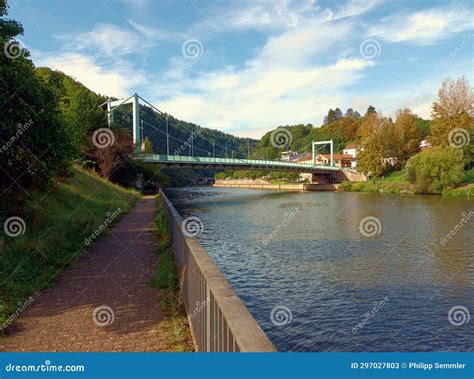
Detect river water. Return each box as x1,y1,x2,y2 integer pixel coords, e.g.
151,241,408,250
166,187,473,352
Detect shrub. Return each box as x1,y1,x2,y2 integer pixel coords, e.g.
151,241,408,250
406,146,465,194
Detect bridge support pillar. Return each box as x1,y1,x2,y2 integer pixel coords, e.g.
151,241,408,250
132,93,141,150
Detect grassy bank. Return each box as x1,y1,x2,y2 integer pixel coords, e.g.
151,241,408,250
339,169,474,197
0,165,140,331
149,196,194,352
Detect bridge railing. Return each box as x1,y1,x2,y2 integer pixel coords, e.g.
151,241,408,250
158,189,277,352
138,154,341,171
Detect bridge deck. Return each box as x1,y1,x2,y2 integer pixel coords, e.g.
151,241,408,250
136,154,343,173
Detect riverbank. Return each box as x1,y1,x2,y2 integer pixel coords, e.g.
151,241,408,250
214,181,339,191
339,170,474,197
149,196,194,351
0,166,141,333
168,186,474,351
0,195,192,352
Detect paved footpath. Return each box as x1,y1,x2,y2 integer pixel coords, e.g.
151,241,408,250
0,196,169,352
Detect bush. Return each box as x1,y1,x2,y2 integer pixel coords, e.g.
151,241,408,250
406,146,465,194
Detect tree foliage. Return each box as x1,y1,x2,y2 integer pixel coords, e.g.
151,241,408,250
406,146,465,194
430,77,473,145
1,1,72,201
356,113,387,177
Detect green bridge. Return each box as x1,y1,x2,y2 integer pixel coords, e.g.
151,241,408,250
135,154,344,174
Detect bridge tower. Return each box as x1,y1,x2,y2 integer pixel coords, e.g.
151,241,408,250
102,93,141,151
312,140,334,166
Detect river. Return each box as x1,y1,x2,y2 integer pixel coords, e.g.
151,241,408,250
166,187,473,352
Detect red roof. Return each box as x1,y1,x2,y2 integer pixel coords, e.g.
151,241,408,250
344,144,357,149
320,153,352,160
294,153,312,162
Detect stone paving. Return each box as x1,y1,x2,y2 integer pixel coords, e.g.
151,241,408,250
0,196,169,352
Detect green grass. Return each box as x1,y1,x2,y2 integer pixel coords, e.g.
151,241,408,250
148,197,193,352
442,184,474,197
0,165,140,331
461,168,474,184
340,168,474,197
339,170,416,194
340,171,410,191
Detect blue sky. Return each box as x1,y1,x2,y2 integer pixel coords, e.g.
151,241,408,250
9,0,474,137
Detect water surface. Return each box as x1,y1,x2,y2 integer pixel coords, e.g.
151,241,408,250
167,187,473,352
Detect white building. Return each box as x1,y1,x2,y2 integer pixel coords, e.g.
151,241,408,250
281,150,300,161
419,139,433,150
342,144,358,168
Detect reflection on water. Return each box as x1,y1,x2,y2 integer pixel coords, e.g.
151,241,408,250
167,187,474,352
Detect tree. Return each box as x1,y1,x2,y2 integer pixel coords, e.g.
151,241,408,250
142,137,154,153
430,77,474,148
324,108,343,124
393,109,422,164
356,113,387,177
82,128,134,179
1,0,72,201
345,108,361,119
365,105,376,115
406,146,464,194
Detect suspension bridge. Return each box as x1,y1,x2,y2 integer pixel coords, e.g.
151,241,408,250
100,93,348,176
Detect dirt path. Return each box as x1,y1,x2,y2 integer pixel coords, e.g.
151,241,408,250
0,196,170,352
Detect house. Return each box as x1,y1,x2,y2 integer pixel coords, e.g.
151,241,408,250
342,143,359,168
294,152,352,168
383,157,398,166
316,153,352,168
419,139,433,151
281,150,300,161
293,153,313,164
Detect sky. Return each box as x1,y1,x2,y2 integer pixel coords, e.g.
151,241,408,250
8,0,474,138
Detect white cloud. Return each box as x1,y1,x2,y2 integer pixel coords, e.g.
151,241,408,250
57,21,173,58
368,7,473,44
152,17,374,137
33,51,144,97
202,0,379,32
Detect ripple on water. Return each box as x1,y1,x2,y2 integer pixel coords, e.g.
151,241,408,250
167,188,474,351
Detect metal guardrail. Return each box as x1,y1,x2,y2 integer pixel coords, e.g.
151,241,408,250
138,154,342,171
158,189,276,352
